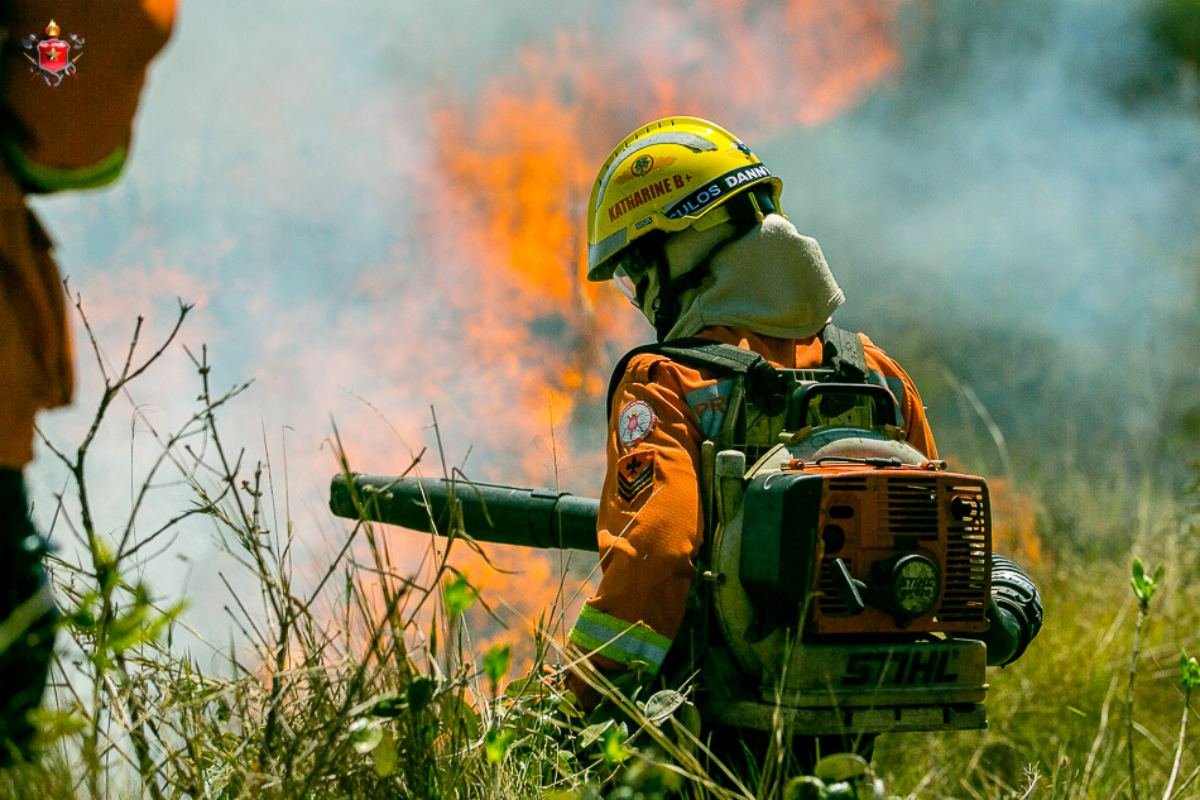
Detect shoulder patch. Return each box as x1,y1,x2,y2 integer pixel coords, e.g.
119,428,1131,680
616,450,655,506
617,399,657,448
684,379,734,439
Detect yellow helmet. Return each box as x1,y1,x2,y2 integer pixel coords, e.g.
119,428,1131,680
586,116,783,282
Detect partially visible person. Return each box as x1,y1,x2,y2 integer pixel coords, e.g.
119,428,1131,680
0,0,176,762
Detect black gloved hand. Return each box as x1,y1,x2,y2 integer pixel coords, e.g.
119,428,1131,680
984,555,1043,666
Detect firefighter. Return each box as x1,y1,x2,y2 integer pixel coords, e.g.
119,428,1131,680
566,117,1041,769
0,0,176,763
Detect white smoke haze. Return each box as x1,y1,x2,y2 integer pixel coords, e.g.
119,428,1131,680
767,0,1199,473
21,0,1198,649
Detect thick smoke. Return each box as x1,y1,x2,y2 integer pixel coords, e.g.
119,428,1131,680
771,0,1199,477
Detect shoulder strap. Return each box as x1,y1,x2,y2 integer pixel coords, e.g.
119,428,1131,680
655,340,767,373
821,324,868,382
605,338,779,418
606,326,869,418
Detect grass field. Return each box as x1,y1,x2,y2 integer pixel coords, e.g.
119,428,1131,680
6,303,1198,800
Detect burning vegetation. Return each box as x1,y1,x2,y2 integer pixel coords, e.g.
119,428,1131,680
19,0,1200,796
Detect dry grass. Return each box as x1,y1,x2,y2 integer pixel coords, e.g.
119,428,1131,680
4,298,1195,799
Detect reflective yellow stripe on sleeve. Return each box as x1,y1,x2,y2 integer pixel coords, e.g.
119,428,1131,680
568,604,672,676
0,137,128,193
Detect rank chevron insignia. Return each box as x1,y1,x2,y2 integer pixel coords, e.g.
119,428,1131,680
617,451,654,505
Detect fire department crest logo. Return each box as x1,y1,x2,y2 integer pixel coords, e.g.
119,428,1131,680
21,20,85,87
617,400,656,448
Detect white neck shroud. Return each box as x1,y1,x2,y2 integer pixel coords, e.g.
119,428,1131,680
662,213,845,341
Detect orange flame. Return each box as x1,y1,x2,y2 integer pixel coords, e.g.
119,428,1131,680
988,477,1046,567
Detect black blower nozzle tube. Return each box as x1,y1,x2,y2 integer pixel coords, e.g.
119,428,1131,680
329,474,600,552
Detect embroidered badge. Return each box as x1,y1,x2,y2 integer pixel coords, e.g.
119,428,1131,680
616,451,655,506
617,399,656,448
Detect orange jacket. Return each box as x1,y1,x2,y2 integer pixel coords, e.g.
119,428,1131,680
0,0,175,468
566,325,936,701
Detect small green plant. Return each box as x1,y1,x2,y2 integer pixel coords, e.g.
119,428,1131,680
1131,556,1164,610
483,643,512,698
444,573,480,619
1162,652,1200,800
1128,556,1165,800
